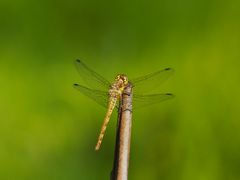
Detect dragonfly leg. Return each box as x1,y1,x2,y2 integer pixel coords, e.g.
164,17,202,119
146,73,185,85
122,109,132,113
122,92,131,96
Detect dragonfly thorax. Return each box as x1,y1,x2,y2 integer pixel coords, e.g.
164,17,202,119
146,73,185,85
109,74,129,98
114,74,128,90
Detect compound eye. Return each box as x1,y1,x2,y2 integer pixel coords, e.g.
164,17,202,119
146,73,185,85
115,75,120,80
123,77,128,84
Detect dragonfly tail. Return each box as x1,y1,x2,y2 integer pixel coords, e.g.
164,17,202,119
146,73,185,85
95,98,117,151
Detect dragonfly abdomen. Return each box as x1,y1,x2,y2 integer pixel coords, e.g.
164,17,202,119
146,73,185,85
95,97,118,151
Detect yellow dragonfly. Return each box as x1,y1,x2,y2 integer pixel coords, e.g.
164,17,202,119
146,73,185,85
73,60,174,151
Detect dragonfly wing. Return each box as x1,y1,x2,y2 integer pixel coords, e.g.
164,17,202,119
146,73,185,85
130,68,174,94
73,83,109,108
75,59,111,91
133,93,174,108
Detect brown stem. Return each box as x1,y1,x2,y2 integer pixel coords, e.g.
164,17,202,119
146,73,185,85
111,84,133,180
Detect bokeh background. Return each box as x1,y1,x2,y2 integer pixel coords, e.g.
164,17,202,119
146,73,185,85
1,0,240,179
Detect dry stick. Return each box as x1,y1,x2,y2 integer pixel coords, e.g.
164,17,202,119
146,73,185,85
111,84,133,180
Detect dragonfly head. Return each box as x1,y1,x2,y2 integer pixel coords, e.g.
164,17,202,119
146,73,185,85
115,74,129,89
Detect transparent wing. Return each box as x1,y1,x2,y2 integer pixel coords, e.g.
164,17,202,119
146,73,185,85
73,83,109,108
75,59,111,91
130,68,174,94
133,93,174,108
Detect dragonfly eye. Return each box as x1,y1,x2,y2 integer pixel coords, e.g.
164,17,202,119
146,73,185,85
115,74,128,85
122,76,128,85
115,75,120,80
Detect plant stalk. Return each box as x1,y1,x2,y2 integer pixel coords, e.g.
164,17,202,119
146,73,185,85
111,84,133,180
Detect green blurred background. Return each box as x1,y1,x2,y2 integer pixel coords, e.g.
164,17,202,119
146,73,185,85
1,0,240,179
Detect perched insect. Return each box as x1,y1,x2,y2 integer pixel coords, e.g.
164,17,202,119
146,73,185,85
73,60,174,150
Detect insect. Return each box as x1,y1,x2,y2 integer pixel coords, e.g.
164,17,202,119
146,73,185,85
73,60,174,150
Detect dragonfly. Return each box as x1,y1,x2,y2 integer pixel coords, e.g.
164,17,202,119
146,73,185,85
73,59,174,151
